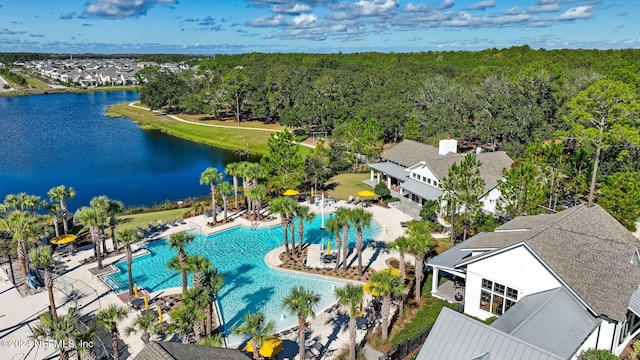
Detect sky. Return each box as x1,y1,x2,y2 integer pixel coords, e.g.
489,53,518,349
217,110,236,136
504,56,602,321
0,0,637,54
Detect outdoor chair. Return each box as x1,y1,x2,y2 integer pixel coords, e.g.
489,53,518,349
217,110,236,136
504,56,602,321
177,217,187,225
157,220,165,228
147,222,155,230
352,197,361,205
346,195,354,204
166,218,176,227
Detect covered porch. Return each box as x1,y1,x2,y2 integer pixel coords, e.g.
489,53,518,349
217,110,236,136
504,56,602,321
427,239,474,304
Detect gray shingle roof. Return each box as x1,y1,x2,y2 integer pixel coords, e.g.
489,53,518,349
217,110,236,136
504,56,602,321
134,341,251,360
491,287,599,359
458,204,640,322
380,140,513,192
428,236,479,271
415,308,563,360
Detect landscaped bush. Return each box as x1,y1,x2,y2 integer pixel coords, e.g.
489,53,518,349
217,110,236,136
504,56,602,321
384,197,400,204
580,349,619,360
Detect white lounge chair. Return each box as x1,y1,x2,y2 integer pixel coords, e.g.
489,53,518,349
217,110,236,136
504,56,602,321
346,195,354,204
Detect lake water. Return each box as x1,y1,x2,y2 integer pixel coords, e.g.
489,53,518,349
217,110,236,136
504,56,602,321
0,91,250,209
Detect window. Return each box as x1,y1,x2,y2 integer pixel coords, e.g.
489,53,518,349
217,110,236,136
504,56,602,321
479,278,518,316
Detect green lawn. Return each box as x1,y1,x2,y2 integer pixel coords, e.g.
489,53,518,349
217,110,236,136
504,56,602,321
108,102,311,157
325,172,372,200
25,78,50,89
117,208,192,232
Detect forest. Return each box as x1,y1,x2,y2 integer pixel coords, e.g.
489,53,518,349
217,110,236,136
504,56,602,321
137,46,640,233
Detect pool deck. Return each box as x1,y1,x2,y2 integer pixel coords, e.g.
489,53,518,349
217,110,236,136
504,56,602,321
0,201,413,360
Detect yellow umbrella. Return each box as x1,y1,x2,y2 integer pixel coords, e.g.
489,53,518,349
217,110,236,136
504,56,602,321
364,268,401,297
143,292,149,310
133,284,139,299
357,190,376,197
157,306,164,322
50,234,77,245
283,189,300,196
327,241,331,255
246,337,284,358
311,188,315,197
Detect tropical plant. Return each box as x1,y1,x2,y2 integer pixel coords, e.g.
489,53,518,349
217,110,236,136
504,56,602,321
270,196,297,259
246,184,267,221
225,162,242,209
167,231,195,293
169,304,203,344
186,254,212,287
29,246,57,319
96,304,129,360
216,181,233,223
406,220,436,301
48,185,76,234
201,267,225,336
46,202,61,238
124,311,157,344
334,207,351,271
3,210,39,277
106,199,124,252
182,286,210,341
325,217,343,270
368,269,404,340
349,208,373,276
282,286,321,360
30,308,80,360
77,206,107,269
334,284,364,360
116,228,142,297
200,167,223,224
196,334,223,347
74,325,98,360
233,312,276,360
387,236,410,279
295,205,315,256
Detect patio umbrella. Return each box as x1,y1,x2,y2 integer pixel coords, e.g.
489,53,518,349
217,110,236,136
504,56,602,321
327,241,331,255
50,234,77,245
364,268,401,297
246,337,283,358
357,190,376,197
157,306,163,322
283,189,300,196
143,292,149,310
134,284,139,299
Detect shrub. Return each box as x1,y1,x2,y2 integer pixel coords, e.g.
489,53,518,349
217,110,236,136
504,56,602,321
420,200,438,222
580,349,619,360
374,182,390,199
483,316,498,325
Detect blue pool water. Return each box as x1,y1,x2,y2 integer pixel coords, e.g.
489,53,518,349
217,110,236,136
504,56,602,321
101,214,378,343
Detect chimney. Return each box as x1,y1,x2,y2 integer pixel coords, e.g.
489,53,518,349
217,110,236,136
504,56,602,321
439,138,458,155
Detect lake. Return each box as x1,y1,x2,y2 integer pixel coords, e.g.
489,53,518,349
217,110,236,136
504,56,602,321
0,91,251,209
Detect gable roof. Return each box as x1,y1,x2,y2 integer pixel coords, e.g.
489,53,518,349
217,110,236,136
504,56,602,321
457,205,640,321
134,341,250,360
491,287,599,359
416,308,563,360
380,140,513,192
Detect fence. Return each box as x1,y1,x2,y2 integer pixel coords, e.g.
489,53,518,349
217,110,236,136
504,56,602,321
378,325,433,360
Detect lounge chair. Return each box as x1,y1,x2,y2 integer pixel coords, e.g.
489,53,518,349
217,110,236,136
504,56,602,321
147,222,155,231
346,195,354,204
156,220,166,229
166,218,176,227
362,199,372,207
177,217,187,225
352,197,361,205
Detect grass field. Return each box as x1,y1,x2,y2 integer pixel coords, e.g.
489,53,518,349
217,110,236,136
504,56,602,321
117,208,193,232
25,78,50,90
326,172,372,200
108,102,311,157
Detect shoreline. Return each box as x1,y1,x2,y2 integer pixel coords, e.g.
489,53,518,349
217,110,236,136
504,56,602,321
0,85,137,97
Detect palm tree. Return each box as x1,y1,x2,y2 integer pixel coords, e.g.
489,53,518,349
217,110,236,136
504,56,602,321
369,270,404,340
233,312,276,360
243,162,265,219
167,231,195,293
296,205,315,256
334,207,351,271
124,312,157,344
116,228,141,298
387,236,410,279
96,304,129,360
75,325,98,360
270,196,297,259
202,268,225,336
30,308,80,360
200,167,223,224
48,185,76,234
4,210,38,277
225,162,242,209
169,304,203,343
182,285,210,341
335,284,364,360
29,246,57,319
77,206,107,269
326,217,343,270
46,202,61,238
106,199,124,252
23,194,45,218
349,208,373,276
406,220,436,302
196,334,223,347
187,255,212,287
217,181,233,223
282,286,321,360
90,196,113,255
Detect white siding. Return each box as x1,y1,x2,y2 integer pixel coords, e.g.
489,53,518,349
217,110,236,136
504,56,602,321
597,319,617,352
407,163,440,188
480,186,502,214
464,245,563,320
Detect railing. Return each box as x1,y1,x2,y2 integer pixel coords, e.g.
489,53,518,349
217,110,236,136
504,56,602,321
378,325,433,360
189,221,202,233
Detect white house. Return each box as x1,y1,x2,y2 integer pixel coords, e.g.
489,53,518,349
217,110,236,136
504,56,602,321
368,139,512,214
422,204,640,359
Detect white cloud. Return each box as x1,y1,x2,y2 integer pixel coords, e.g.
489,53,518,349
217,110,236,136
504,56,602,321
466,0,495,11
247,14,289,27
292,13,318,27
272,3,313,14
527,3,560,13
439,0,455,10
504,7,521,15
84,0,177,19
558,5,592,20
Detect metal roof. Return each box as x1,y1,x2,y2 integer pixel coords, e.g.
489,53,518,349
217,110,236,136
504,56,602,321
368,161,409,181
491,288,600,359
415,308,564,360
629,287,640,317
399,178,443,201
428,236,477,271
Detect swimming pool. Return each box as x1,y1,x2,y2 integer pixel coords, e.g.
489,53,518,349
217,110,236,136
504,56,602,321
101,214,378,343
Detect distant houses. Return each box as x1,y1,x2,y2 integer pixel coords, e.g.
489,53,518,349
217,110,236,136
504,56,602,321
420,204,640,359
368,139,513,214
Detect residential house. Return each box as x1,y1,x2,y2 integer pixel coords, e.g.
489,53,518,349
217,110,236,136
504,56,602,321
368,139,512,214
422,204,640,358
